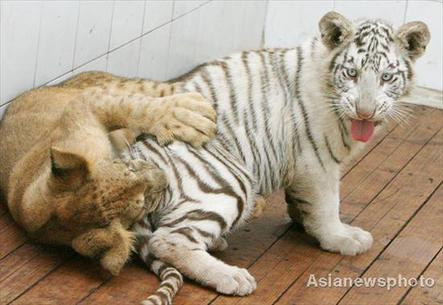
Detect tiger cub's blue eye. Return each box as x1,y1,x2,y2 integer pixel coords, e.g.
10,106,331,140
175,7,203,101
347,68,357,78
382,72,393,82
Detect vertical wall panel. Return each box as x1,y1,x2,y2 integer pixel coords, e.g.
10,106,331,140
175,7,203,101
173,0,206,18
45,71,74,87
405,0,443,90
46,56,108,87
334,0,407,27
166,3,201,79
1,1,42,104
109,0,145,50
143,0,173,33
138,23,172,80
190,1,231,63
73,1,114,68
34,0,79,87
167,1,267,80
76,56,108,74
234,1,268,50
107,41,141,77
193,1,267,62
265,0,334,47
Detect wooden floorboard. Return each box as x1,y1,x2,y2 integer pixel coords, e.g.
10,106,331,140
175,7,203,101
1,105,442,305
337,184,443,305
399,247,443,305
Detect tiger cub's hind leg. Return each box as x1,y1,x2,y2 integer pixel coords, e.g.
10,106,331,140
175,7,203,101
148,227,256,295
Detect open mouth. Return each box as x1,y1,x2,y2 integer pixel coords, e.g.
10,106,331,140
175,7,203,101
350,119,375,143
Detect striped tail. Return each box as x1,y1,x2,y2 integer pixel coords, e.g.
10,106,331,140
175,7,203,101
142,259,184,305
133,209,183,304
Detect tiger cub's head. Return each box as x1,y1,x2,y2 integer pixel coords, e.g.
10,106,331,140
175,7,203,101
320,11,430,142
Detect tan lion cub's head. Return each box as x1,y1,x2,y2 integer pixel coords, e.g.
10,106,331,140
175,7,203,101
28,149,166,275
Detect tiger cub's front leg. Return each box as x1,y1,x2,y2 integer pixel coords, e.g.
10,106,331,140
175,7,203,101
286,164,373,256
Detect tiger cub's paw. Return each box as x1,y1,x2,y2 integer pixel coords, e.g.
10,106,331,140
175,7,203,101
215,266,257,296
152,92,217,147
319,224,373,256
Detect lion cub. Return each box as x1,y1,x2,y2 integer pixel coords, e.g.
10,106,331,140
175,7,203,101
0,72,216,275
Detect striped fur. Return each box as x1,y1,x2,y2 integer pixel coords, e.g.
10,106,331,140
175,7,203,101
126,13,429,305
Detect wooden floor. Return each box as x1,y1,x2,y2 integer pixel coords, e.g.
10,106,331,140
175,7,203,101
1,103,442,305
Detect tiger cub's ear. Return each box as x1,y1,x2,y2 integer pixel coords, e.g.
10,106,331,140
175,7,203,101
319,11,354,50
396,21,430,61
50,147,89,190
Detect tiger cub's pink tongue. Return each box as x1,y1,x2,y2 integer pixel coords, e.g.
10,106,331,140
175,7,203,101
351,120,375,142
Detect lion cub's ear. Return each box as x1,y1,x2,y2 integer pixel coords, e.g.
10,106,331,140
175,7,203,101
50,147,89,190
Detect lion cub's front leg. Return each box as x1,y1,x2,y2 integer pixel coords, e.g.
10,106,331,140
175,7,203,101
72,219,134,275
82,89,217,147
142,92,217,147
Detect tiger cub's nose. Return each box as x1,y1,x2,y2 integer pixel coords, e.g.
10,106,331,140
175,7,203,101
356,102,376,120
357,110,374,120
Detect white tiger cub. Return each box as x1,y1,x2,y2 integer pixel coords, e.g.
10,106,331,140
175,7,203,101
126,12,429,305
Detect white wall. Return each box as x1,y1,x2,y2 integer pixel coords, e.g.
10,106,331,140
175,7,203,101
0,0,442,119
0,0,267,116
265,0,443,91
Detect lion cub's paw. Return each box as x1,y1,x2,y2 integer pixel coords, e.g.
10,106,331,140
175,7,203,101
125,159,168,192
72,220,134,276
153,92,217,147
251,195,267,219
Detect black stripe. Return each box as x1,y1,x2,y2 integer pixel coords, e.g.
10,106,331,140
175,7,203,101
243,110,261,176
257,51,280,165
200,68,219,113
294,46,325,170
310,37,317,59
271,50,291,107
278,49,293,97
285,193,311,205
221,114,246,162
218,61,240,124
174,154,221,194
187,148,247,227
191,80,204,96
164,271,183,283
241,52,258,131
140,138,168,163
161,282,176,296
325,135,340,164
145,296,161,305
193,226,214,239
162,209,228,231
142,140,197,203
329,105,351,152
208,143,251,179
404,59,413,80
157,263,170,277
170,227,199,243
154,290,170,305
161,281,175,292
